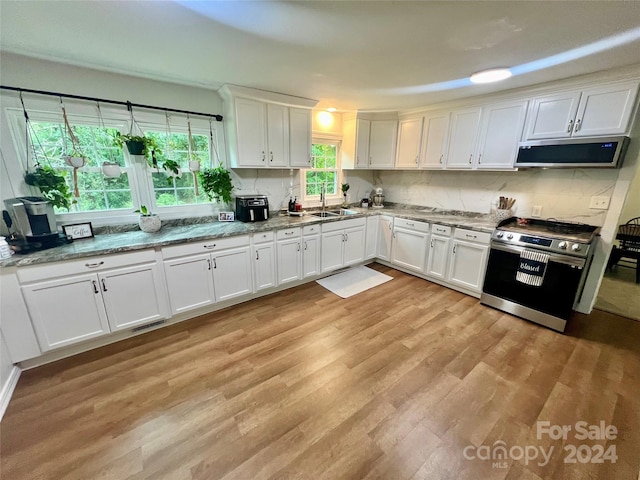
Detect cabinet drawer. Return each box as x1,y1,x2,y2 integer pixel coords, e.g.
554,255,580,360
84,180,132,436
454,228,491,244
303,224,321,236
162,235,250,259
253,231,275,243
277,227,301,240
322,217,366,233
431,224,452,236
394,218,429,233
17,250,156,283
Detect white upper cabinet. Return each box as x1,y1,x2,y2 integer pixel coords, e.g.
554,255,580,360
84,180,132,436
220,85,317,168
476,100,528,169
421,112,450,169
524,80,639,140
445,107,482,169
369,120,398,168
289,107,312,168
395,117,423,169
355,119,371,168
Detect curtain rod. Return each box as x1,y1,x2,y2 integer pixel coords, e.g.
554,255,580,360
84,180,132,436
0,85,224,122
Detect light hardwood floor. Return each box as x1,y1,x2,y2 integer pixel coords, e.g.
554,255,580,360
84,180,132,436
2,264,639,480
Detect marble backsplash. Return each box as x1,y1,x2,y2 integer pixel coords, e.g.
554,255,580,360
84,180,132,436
372,168,621,226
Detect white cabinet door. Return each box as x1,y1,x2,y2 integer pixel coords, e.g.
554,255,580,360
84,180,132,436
235,97,268,167
395,117,423,169
421,112,449,169
369,120,398,168
277,238,302,285
212,247,253,301
266,103,289,167
377,215,393,261
446,108,481,169
365,216,378,259
22,273,110,351
254,243,277,291
573,81,639,137
355,119,371,168
426,234,451,280
321,230,345,273
303,235,320,278
391,228,428,273
476,100,528,169
343,226,365,267
448,240,489,293
524,91,582,140
289,107,312,167
164,253,215,315
99,263,167,332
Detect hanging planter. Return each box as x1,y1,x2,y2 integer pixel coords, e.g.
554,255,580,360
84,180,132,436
187,120,201,195
61,102,86,198
101,162,122,178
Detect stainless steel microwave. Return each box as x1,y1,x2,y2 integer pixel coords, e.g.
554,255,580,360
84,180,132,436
515,136,630,168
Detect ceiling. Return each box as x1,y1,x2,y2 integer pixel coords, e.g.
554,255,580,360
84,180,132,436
2,1,640,111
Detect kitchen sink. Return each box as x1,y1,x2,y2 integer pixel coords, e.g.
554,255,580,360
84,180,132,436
310,209,358,218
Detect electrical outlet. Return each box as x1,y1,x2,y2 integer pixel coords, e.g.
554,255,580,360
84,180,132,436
531,205,542,217
589,196,610,210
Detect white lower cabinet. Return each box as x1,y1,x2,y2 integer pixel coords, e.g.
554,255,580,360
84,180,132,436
390,218,429,273
253,232,276,292
377,215,394,261
163,236,253,313
447,229,491,293
365,216,378,259
20,251,168,352
302,225,321,278
321,218,366,273
426,225,452,280
277,227,302,285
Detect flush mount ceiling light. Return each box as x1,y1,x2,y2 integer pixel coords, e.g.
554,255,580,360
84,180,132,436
469,68,512,84
327,107,337,112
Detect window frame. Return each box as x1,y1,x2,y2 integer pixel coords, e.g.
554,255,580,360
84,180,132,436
1,94,227,226
302,135,342,205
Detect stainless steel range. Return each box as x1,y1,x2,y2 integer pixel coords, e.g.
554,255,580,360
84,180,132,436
481,217,600,332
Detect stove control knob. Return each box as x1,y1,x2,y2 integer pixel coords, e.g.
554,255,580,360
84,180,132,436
571,244,582,252
506,233,513,240
558,241,568,249
496,231,504,238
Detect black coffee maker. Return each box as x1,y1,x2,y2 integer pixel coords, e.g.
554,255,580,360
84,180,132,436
3,196,70,251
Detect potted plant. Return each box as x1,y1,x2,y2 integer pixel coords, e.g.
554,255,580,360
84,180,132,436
113,132,160,158
24,166,73,210
199,164,234,205
101,162,122,178
134,205,161,233
161,159,181,185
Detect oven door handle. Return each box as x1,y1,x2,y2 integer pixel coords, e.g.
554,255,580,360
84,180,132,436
490,242,586,268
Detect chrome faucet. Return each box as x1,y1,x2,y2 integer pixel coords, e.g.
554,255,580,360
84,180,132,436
320,182,327,212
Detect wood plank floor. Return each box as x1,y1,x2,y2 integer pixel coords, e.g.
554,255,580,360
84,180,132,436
2,264,639,480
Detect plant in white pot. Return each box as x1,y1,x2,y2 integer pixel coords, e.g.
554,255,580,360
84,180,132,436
135,205,161,233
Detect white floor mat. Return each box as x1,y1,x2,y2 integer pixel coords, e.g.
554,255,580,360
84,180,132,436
316,265,393,298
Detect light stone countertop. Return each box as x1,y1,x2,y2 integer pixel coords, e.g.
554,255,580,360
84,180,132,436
0,206,500,268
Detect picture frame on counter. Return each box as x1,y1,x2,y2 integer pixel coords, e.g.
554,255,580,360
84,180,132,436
218,212,235,222
62,222,94,240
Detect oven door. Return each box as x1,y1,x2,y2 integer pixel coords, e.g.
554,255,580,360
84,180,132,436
481,242,586,330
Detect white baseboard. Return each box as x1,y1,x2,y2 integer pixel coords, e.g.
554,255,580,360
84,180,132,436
0,366,21,421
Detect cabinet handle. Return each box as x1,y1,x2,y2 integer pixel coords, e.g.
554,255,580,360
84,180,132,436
85,261,104,269
567,119,574,133
207,258,212,270
345,233,349,241
256,251,260,260
406,222,414,227
284,231,294,236
369,156,372,165
431,239,435,248
415,155,419,164
304,241,308,250
261,151,265,162
213,258,217,269
465,233,478,239
92,280,99,294
468,154,473,164
478,154,482,164
297,242,300,252
453,245,457,254
439,154,443,164
101,278,108,292
392,231,396,239
388,222,392,231
574,118,581,132
203,244,216,249
270,151,273,162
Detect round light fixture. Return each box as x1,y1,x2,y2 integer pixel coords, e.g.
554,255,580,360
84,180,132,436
469,68,512,84
327,107,337,112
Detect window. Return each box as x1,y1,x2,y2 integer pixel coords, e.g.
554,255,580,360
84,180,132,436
304,141,340,201
29,121,133,213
